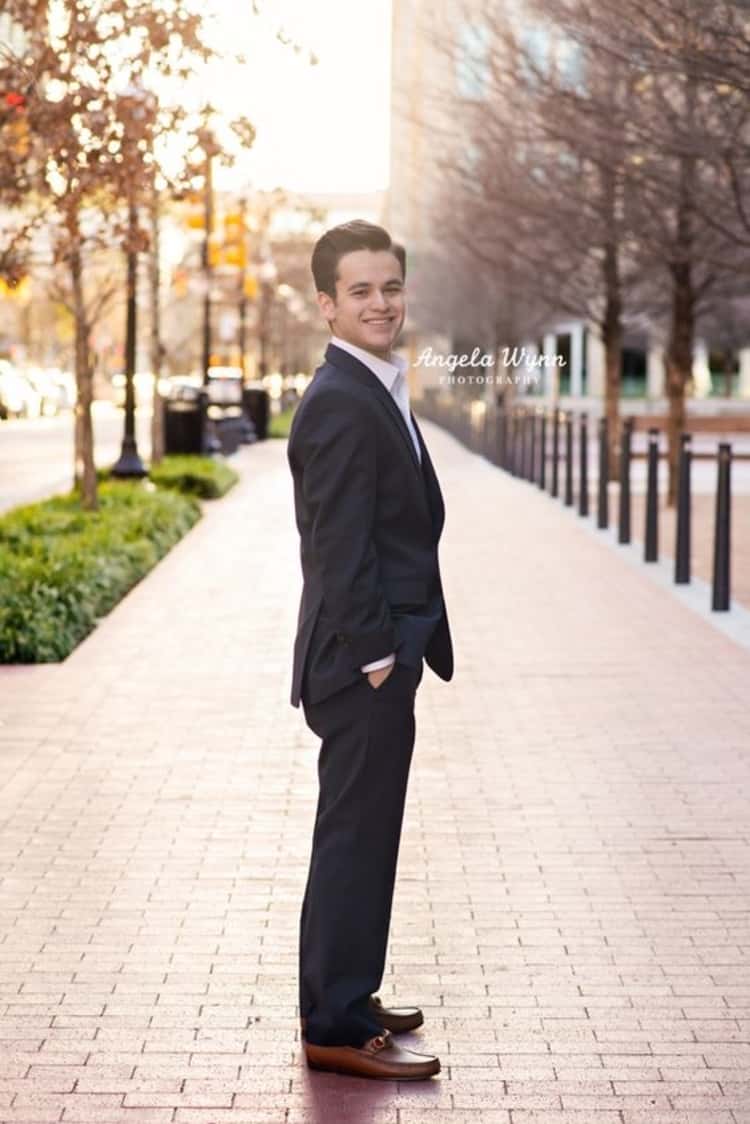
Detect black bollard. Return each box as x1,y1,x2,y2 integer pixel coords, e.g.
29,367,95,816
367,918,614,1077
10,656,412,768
551,406,560,498
579,412,589,516
674,432,692,584
509,409,517,476
530,409,537,483
597,416,609,529
644,427,659,562
502,406,509,470
518,409,525,477
712,442,732,611
564,410,574,506
539,411,547,490
521,408,530,479
618,417,634,544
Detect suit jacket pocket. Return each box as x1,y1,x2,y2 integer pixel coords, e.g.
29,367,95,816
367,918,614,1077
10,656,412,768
381,576,428,608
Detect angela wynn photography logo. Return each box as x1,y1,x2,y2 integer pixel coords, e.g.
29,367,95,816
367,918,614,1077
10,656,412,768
415,345,566,386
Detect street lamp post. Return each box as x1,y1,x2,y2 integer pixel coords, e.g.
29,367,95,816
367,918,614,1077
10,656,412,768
197,127,217,388
237,195,249,384
257,259,277,381
112,87,151,479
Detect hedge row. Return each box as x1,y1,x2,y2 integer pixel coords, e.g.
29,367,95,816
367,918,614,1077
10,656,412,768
98,454,239,498
0,482,202,663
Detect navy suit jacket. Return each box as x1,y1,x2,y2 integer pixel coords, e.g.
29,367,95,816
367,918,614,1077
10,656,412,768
287,342,453,708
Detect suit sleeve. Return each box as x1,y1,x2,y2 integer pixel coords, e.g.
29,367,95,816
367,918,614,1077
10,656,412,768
295,391,398,670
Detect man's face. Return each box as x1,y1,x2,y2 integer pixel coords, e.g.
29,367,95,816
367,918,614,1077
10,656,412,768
317,249,406,359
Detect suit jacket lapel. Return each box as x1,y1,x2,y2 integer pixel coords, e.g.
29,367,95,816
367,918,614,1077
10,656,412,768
410,410,445,541
324,343,422,478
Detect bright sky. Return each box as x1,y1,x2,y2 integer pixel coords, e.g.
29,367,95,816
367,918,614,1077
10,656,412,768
201,0,393,194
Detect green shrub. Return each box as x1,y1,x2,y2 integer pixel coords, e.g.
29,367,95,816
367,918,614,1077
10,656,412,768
98,455,238,499
148,455,238,498
0,482,201,663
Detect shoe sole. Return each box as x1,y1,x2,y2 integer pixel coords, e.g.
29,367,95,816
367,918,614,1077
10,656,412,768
306,1057,440,1080
301,1012,424,1037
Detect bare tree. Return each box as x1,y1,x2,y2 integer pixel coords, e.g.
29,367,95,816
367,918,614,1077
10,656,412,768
0,1,216,507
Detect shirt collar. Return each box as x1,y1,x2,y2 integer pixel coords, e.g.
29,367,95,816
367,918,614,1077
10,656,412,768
330,335,408,393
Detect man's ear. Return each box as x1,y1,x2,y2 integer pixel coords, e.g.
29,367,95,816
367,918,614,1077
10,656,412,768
316,290,336,323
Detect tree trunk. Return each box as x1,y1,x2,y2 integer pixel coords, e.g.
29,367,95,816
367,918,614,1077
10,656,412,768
601,239,622,482
665,259,694,507
70,240,98,510
595,160,623,480
664,136,697,508
149,175,164,464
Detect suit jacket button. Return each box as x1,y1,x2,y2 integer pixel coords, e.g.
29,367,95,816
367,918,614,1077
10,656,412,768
336,632,346,643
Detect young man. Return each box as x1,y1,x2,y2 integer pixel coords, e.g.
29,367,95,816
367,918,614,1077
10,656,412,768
287,220,453,1080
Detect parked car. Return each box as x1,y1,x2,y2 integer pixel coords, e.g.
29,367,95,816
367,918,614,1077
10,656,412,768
24,367,67,416
0,360,42,419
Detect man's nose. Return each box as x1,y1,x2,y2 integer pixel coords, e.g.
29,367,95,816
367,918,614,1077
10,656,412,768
369,290,390,309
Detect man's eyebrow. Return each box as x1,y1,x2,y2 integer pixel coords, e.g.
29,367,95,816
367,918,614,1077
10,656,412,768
347,278,404,291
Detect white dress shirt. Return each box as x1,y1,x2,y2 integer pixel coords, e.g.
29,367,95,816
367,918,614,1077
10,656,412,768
329,335,421,674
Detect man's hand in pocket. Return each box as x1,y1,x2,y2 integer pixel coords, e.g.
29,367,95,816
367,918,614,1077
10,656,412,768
367,662,396,690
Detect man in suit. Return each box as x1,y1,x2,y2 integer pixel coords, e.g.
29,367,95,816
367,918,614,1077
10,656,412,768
287,220,453,1080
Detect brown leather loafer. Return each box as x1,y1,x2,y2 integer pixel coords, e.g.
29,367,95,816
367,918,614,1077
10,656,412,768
304,1028,440,1080
300,994,424,1039
368,994,424,1033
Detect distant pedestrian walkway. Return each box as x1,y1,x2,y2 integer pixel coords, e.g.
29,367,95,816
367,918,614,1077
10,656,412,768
1,425,749,1123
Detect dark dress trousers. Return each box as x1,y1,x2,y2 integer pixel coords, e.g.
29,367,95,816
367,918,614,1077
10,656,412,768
287,342,453,1047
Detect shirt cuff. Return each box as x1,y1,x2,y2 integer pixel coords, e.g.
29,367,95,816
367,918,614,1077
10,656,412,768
360,652,397,673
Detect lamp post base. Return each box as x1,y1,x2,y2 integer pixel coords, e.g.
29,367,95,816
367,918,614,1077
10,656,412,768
111,437,148,478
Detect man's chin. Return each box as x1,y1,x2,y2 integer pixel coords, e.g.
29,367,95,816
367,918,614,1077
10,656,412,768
361,329,399,355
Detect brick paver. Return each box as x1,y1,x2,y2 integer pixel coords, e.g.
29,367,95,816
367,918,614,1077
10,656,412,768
1,426,749,1124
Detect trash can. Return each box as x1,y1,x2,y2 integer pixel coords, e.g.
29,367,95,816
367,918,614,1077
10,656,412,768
162,385,206,454
209,405,245,455
242,382,270,441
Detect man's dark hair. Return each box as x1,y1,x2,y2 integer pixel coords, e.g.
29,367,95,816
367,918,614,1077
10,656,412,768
311,220,406,298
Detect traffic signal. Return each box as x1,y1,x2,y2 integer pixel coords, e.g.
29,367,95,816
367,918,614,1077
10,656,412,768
1,88,30,156
183,192,206,230
222,210,247,269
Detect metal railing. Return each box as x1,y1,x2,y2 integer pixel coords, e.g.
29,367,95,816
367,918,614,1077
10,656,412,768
417,394,733,612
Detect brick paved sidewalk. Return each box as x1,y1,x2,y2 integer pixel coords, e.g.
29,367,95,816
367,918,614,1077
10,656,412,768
1,427,750,1124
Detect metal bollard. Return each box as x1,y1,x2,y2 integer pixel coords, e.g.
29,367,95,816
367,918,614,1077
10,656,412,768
509,409,518,476
579,412,589,516
521,406,528,476
618,417,633,544
712,442,732,611
675,433,692,584
539,411,547,490
530,408,537,483
519,409,526,478
644,427,659,562
597,416,609,529
564,410,574,506
551,406,560,498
